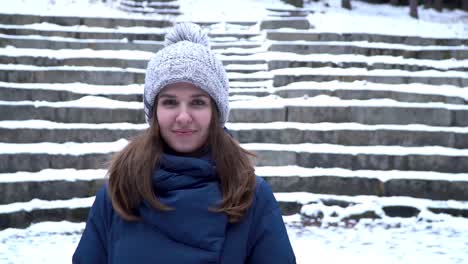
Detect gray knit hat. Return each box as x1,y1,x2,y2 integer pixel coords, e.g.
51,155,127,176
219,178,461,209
143,22,230,125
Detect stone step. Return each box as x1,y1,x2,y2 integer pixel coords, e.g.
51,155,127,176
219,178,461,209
272,67,468,87
0,52,266,70
275,191,468,218
1,167,467,204
2,96,468,125
0,65,270,85
0,82,143,102
266,31,468,46
116,5,182,15
3,49,465,73
0,169,106,204
0,171,468,229
0,34,260,51
0,24,259,42
260,18,310,30
119,0,179,9
0,197,92,229
2,191,467,229
268,57,468,73
1,120,468,149
269,42,468,60
2,64,465,87
0,13,174,28
1,141,468,173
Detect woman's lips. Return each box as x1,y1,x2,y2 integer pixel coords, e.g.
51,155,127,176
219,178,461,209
173,130,195,136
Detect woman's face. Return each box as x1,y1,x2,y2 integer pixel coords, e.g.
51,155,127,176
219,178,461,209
156,82,213,154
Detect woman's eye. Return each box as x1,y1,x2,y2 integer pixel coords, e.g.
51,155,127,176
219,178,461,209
161,99,177,106
192,99,207,106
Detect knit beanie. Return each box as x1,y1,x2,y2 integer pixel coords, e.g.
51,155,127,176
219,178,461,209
143,22,230,126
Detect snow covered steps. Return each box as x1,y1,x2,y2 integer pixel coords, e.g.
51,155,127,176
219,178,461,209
2,96,468,125
2,140,468,173
0,13,174,28
269,41,468,60
0,178,467,229
266,30,468,46
2,121,468,148
1,64,465,86
2,80,468,105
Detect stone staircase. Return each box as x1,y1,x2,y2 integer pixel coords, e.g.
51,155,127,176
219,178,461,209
1,5,468,229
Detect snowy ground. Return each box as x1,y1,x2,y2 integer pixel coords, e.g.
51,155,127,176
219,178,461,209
0,217,467,264
1,0,468,263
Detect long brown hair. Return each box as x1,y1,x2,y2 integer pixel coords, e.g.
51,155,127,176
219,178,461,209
107,100,256,223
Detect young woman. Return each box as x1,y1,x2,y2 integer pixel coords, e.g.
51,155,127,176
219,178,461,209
73,22,296,264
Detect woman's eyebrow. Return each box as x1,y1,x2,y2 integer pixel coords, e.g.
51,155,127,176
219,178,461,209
158,94,176,98
191,94,209,98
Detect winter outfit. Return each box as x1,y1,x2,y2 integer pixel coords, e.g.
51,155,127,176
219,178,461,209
73,153,295,263
73,23,296,264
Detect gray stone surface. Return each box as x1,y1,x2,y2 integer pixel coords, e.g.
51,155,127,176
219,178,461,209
384,179,468,200
0,27,167,41
0,14,174,28
0,153,111,173
3,150,468,174
255,151,468,173
269,43,468,60
0,179,106,205
0,207,89,230
286,105,462,126
0,35,165,51
268,60,467,73
275,88,467,105
266,31,468,46
3,127,467,149
382,205,421,217
2,104,466,125
0,68,145,85
0,86,141,102
260,18,310,30
274,72,468,87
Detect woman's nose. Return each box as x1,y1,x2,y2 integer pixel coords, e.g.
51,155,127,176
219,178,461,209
175,106,192,124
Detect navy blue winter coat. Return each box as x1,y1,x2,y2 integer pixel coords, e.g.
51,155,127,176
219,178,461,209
73,152,296,263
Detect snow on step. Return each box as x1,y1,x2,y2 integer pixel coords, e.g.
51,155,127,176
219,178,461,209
243,143,468,157
273,81,468,101
0,197,94,214
256,166,468,182
0,140,128,155
4,94,468,111
0,169,106,183
271,40,468,51
2,165,467,184
219,52,468,70
0,46,154,60
0,23,169,34
274,192,468,210
0,120,147,130
271,67,468,79
0,82,143,95
2,46,467,72
3,120,468,134
3,140,468,157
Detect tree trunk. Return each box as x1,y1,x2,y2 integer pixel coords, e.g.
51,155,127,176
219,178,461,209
462,0,468,12
434,0,442,12
342,0,352,10
390,0,399,6
409,0,418,19
424,0,432,9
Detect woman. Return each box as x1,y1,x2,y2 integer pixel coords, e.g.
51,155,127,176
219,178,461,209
73,22,296,264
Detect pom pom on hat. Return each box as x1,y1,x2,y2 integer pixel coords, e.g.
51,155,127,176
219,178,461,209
143,23,230,126
164,23,210,48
